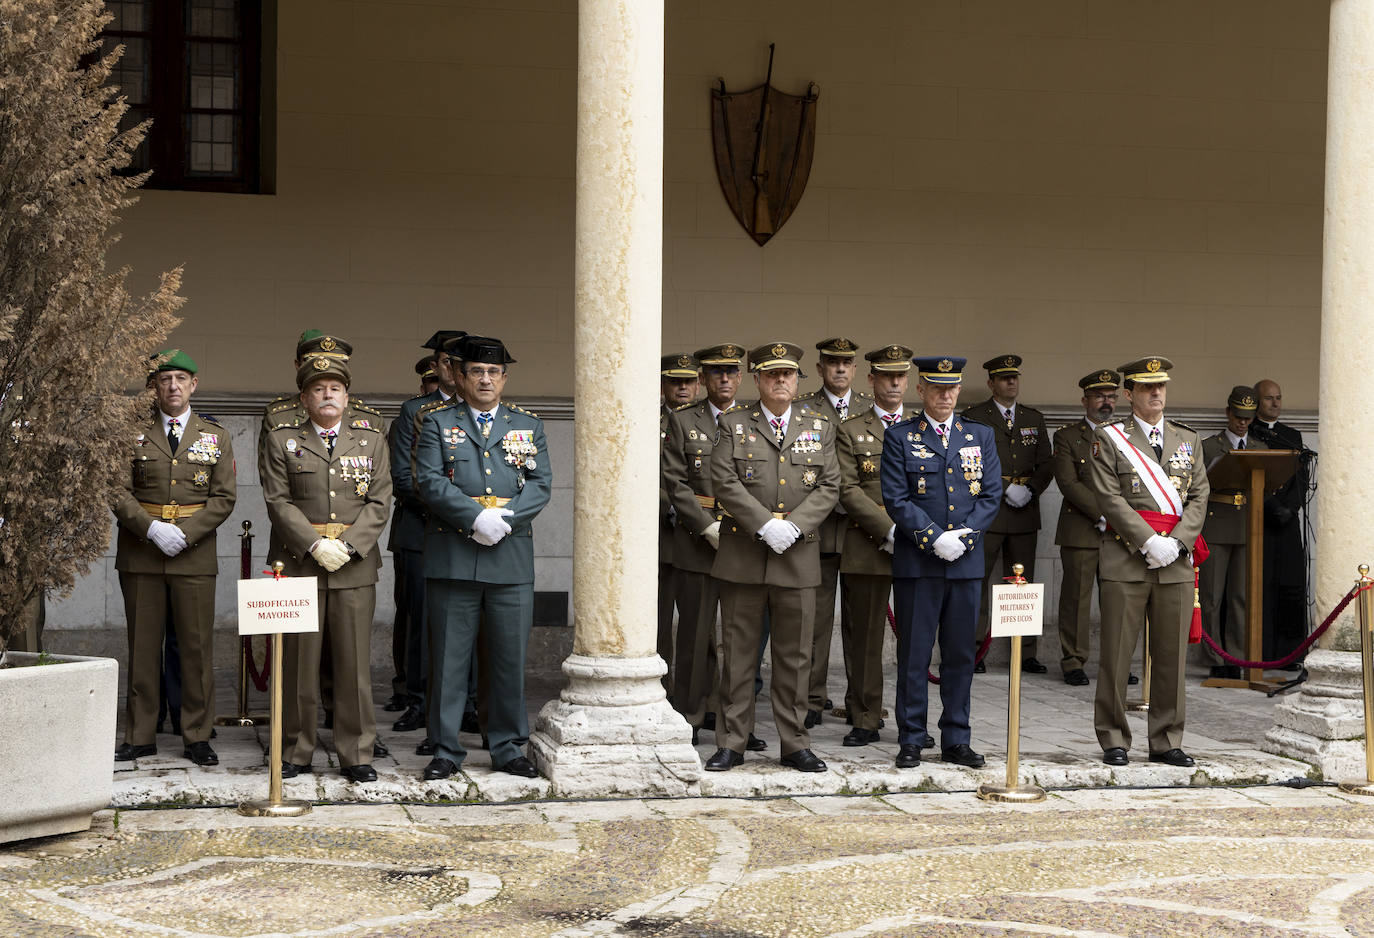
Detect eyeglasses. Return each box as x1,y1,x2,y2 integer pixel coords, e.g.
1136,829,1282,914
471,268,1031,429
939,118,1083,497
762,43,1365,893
465,366,505,379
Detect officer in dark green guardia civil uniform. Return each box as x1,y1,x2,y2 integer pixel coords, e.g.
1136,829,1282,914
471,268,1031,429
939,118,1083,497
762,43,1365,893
961,354,1054,674
835,344,914,747
659,352,701,693
706,342,840,774
793,337,870,728
386,330,465,740
1199,386,1268,680
262,356,392,783
413,335,552,781
112,350,236,766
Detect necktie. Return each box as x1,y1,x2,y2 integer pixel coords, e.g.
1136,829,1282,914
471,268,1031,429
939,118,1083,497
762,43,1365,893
167,418,180,453
1149,427,1162,460
1004,409,1014,431
1237,438,1245,450
320,428,337,454
882,413,899,427
837,400,848,420
935,423,948,449
771,417,785,443
477,412,493,438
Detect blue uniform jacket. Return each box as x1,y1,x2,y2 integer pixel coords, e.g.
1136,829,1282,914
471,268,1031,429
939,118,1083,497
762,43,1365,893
880,411,1003,580
387,389,444,552
415,400,552,584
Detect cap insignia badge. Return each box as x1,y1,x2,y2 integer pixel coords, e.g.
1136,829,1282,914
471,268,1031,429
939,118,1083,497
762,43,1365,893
677,355,692,368
1146,359,1162,373
722,345,740,358
886,347,903,359
937,359,953,372
1241,395,1255,407
320,337,337,351
771,344,787,358
834,338,852,350
312,358,329,370
1099,371,1112,382
1004,356,1016,367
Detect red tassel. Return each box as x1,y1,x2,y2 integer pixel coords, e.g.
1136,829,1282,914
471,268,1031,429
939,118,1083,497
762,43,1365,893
1189,569,1202,644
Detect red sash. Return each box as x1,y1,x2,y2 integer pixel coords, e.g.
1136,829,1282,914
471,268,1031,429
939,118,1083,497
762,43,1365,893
1137,510,1209,643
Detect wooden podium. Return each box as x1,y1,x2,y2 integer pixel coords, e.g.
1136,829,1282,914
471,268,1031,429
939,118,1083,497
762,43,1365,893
1200,448,1298,692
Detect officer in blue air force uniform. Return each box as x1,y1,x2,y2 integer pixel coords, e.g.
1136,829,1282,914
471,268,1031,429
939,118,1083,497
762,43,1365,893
881,356,1002,770
413,335,552,781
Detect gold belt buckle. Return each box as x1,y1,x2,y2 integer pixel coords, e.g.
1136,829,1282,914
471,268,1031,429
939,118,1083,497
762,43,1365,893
1233,493,1246,507
161,504,180,521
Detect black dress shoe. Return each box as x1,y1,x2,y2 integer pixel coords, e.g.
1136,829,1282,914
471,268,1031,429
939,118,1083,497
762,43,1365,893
373,740,390,758
480,734,489,751
747,733,767,752
1149,748,1195,767
415,738,436,756
973,660,986,674
701,712,717,731
383,694,409,712
824,697,833,709
392,705,425,732
461,711,481,734
780,748,827,772
1208,665,1229,679
1023,656,1048,674
704,748,743,771
323,709,334,730
1128,673,1139,685
423,757,460,780
842,727,879,747
895,744,922,768
1064,668,1090,686
280,761,312,778
922,733,935,749
183,741,218,766
941,744,986,768
1225,665,1243,680
342,763,377,783
114,743,156,761
1102,747,1128,766
691,726,700,745
497,756,539,778
803,709,822,729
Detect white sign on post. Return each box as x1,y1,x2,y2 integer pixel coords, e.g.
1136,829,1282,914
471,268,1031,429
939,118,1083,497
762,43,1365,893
991,582,1044,638
238,576,320,635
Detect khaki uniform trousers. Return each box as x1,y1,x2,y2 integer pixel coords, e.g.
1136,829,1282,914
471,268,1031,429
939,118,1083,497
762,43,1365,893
1057,546,1099,673
672,570,720,727
283,585,377,768
976,531,1039,657
1200,541,1247,667
1095,579,1190,753
118,572,216,747
717,582,813,755
658,561,677,692
841,572,891,731
807,554,850,711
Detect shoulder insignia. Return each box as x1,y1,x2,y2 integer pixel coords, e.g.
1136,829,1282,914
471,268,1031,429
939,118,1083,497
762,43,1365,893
1103,416,1128,426
266,397,297,414
350,399,382,416
196,413,222,427
854,390,874,401
1168,419,1196,433
506,403,540,419
268,419,300,432
960,414,989,428
671,400,697,412
722,403,748,415
803,408,830,422
1020,403,1043,416
418,399,451,416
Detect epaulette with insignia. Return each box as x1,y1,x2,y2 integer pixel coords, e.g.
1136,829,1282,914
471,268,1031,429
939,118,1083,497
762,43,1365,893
197,413,222,427
671,400,697,412
798,405,830,421
351,399,382,416
506,403,540,419
1103,416,1128,426
1019,403,1043,415
265,395,296,413
960,414,989,428
721,402,748,415
1167,419,1196,432
418,398,452,416
269,415,304,431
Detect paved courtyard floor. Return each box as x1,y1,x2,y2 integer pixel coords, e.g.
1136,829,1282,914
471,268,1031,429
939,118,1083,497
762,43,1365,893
4,785,1373,937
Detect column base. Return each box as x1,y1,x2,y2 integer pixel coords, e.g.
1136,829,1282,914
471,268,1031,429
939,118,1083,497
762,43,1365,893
1261,649,1370,781
531,653,702,797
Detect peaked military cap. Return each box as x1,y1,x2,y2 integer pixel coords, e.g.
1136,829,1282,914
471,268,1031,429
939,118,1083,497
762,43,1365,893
661,353,700,378
295,329,323,355
748,341,806,375
983,354,1022,376
298,333,353,359
149,348,198,376
1118,356,1173,384
416,356,437,379
696,343,745,366
423,330,467,352
915,356,966,385
865,344,914,373
455,334,515,365
1079,369,1121,391
297,355,351,389
816,337,859,358
1227,385,1258,414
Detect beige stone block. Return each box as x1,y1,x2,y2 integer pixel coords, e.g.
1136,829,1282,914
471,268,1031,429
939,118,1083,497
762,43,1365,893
890,29,982,88
346,61,448,118
278,0,355,57
277,54,357,115
1085,94,1213,149
762,239,898,295
1144,253,1275,306
1079,198,1208,252
808,133,894,189
1213,0,1328,52
350,2,465,63
826,23,899,84
1087,0,1210,42
826,83,958,139
665,73,711,132
889,243,991,297
895,0,962,34
664,127,715,184
1144,42,1272,102
1270,48,1327,103
1265,253,1321,307
662,293,696,351
443,120,575,179
442,65,576,125
669,237,765,294
962,0,1087,37
1205,202,1321,256
1210,98,1326,154
277,113,352,170
1145,148,1269,202
1199,305,1319,359
826,295,956,346
959,88,1092,145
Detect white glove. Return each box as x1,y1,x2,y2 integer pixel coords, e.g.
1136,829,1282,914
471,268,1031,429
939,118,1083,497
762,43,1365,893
1004,483,1032,509
932,529,969,562
758,518,800,554
472,507,514,546
147,519,188,557
309,538,351,572
702,521,721,550
880,525,896,554
1141,533,1182,570
1094,516,1107,533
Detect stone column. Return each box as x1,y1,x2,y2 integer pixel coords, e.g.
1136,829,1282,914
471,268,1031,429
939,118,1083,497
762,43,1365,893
1264,0,1374,779
530,0,700,795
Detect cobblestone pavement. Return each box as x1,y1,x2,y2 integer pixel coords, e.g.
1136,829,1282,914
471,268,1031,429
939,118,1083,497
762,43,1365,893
4,786,1373,937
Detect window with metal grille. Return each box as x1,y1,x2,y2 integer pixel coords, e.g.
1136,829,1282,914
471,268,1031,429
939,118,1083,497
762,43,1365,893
103,0,264,193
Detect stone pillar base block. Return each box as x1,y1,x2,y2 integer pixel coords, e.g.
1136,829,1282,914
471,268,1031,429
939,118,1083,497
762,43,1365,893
531,654,703,797
1262,649,1373,780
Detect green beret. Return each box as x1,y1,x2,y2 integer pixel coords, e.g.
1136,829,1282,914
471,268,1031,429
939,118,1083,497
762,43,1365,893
296,329,324,354
150,348,198,375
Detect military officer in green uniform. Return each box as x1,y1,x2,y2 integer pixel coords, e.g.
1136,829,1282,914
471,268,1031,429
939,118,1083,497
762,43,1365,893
835,344,913,745
112,350,236,766
417,356,440,396
1089,357,1209,768
262,357,392,783
705,342,840,773
659,352,700,692
961,354,1054,673
1199,386,1267,680
414,335,552,781
259,332,384,451
662,344,741,741
1052,369,1120,686
794,337,870,727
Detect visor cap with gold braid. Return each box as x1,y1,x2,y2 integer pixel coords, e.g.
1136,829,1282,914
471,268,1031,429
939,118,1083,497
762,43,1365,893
914,355,966,385
983,354,1022,376
695,343,745,366
1078,368,1121,391
297,356,351,389
297,333,354,360
816,337,859,358
865,344,914,373
416,356,437,379
748,341,806,376
1227,385,1258,415
1118,356,1173,384
660,353,700,379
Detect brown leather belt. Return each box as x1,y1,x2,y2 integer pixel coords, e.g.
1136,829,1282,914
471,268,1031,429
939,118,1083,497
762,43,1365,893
721,507,789,521
1001,475,1029,485
1209,492,1247,507
474,495,512,509
310,522,352,538
140,501,203,522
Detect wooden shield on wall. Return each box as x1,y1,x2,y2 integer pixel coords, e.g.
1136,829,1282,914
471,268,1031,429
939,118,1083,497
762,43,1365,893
711,77,819,246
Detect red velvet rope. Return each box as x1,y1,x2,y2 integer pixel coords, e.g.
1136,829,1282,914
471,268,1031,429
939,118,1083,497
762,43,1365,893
242,636,271,693
885,604,993,685
1199,581,1370,671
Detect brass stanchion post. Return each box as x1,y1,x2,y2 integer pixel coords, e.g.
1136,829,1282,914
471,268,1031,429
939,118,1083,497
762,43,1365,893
1340,564,1374,797
218,521,268,727
239,563,311,817
1126,617,1151,712
978,564,1047,804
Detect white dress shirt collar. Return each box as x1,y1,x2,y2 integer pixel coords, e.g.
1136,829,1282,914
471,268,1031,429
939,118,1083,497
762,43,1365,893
873,403,903,423
1225,429,1248,449
160,407,191,437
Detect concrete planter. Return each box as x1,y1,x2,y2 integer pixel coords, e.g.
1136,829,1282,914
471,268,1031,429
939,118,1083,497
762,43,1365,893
0,651,116,844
